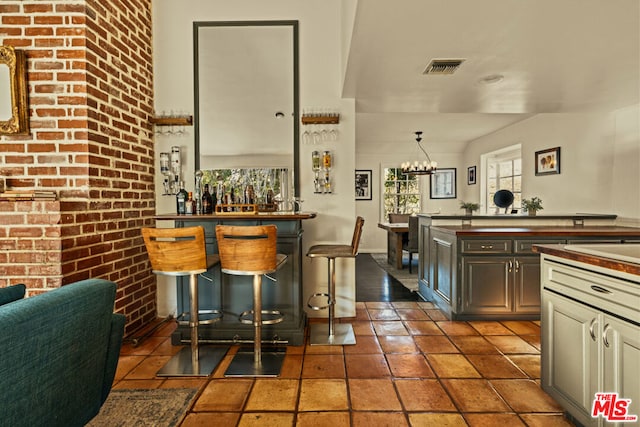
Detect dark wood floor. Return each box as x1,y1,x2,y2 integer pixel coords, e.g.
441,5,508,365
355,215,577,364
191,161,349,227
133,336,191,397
355,253,420,302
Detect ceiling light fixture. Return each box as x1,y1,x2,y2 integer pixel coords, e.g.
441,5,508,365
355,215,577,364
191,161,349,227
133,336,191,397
401,131,438,175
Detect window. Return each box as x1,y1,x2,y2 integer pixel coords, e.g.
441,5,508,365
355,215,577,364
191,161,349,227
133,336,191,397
382,167,421,220
483,145,522,212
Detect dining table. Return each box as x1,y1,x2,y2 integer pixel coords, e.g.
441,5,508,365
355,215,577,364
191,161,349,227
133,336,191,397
377,222,409,270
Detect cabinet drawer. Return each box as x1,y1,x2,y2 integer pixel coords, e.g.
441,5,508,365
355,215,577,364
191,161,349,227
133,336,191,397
461,239,512,254
515,239,565,254
543,260,640,324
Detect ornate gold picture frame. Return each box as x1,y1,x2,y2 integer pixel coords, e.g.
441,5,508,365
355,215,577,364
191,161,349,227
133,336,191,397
0,46,29,135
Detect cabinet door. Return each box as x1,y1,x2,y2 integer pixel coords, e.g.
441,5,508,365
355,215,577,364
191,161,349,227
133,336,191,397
602,315,640,426
461,256,511,314
541,290,600,426
514,256,541,313
430,235,455,304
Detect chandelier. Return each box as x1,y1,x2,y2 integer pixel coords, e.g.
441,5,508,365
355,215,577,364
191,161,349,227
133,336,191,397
401,131,438,175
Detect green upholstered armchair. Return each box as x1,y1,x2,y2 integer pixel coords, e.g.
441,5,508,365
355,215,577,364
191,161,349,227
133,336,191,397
0,279,125,427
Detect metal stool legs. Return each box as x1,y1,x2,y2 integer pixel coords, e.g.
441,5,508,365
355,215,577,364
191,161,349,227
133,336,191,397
308,257,356,346
224,273,285,377
156,272,228,377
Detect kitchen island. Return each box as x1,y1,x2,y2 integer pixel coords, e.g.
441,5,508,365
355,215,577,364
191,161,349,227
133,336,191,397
154,212,316,346
417,212,640,320
534,244,640,426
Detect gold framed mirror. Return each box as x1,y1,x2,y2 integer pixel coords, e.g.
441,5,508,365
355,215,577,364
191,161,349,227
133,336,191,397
0,45,29,135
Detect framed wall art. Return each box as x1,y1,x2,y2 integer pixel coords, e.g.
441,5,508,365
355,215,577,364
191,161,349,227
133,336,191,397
430,168,456,199
535,147,561,176
467,166,476,185
355,169,372,200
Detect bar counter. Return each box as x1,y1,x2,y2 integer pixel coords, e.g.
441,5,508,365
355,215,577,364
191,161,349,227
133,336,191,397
154,211,317,346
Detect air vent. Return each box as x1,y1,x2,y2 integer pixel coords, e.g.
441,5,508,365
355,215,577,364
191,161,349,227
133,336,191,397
423,59,465,75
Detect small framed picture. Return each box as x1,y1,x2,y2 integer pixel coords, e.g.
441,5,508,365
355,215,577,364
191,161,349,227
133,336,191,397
467,166,476,185
535,147,561,176
355,169,372,200
430,168,456,199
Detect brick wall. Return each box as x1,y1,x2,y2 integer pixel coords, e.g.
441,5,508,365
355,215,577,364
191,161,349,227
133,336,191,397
0,0,156,336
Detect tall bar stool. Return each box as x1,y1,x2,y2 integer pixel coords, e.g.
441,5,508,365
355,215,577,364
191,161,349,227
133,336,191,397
142,226,228,376
215,224,287,377
307,216,365,345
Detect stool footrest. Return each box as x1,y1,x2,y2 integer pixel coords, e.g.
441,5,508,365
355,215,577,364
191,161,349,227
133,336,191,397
307,292,333,311
239,309,284,326
177,309,223,326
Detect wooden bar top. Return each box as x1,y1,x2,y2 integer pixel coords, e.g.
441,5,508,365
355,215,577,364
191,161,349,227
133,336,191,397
430,225,640,237
533,244,640,276
154,212,317,221
420,213,618,220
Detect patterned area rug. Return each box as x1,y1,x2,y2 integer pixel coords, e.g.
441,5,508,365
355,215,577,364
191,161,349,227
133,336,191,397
370,253,419,292
87,388,197,427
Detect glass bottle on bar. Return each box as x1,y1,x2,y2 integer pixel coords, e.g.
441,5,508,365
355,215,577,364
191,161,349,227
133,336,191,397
176,181,188,214
202,183,213,214
185,192,195,214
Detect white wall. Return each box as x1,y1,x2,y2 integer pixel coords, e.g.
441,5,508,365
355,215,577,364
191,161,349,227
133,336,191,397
612,104,640,224
462,109,640,220
152,0,357,317
357,105,640,252
356,150,464,252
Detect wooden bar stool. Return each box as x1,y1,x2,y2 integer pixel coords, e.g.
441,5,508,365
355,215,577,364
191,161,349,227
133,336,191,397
216,224,287,377
142,226,227,376
306,216,364,345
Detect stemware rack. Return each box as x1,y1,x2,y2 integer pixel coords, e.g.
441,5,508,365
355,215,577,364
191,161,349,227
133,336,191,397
150,115,193,126
301,114,340,125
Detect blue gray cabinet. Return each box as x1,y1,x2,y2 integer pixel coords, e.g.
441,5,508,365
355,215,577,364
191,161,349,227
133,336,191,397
419,222,640,320
155,213,315,346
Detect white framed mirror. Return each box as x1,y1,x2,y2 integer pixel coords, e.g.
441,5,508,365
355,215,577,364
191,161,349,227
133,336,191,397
193,21,299,195
0,45,29,135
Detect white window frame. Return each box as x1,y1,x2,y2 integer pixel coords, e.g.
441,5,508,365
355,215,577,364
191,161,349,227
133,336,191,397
480,144,522,214
379,163,422,222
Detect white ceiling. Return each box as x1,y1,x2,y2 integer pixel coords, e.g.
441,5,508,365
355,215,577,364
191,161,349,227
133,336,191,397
344,0,640,150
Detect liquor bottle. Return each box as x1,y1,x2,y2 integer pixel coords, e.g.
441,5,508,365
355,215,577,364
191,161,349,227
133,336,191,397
202,184,213,214
176,181,188,214
186,192,195,214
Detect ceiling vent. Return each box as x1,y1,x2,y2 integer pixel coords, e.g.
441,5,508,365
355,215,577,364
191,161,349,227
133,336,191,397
423,59,465,75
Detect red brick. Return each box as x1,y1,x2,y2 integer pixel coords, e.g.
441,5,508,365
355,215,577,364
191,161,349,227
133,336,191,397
9,227,44,238
24,4,53,13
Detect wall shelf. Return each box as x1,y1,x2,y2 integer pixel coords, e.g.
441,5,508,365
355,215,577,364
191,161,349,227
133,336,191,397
150,116,193,126
301,115,339,125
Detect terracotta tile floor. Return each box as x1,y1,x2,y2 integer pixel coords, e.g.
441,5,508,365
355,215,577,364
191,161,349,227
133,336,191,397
115,301,575,426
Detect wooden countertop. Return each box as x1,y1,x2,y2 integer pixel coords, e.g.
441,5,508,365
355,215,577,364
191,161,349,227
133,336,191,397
430,225,640,237
419,213,618,220
155,212,317,221
533,244,640,276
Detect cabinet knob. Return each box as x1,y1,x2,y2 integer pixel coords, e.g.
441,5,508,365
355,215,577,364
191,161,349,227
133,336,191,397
480,245,493,250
